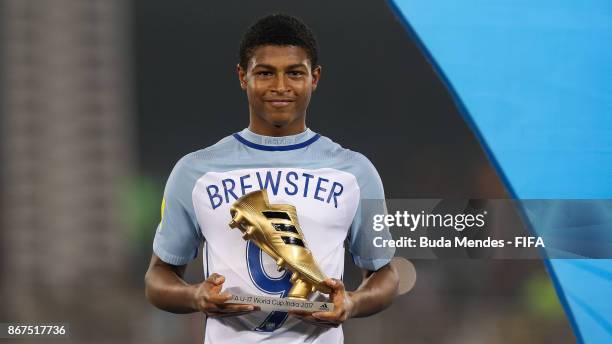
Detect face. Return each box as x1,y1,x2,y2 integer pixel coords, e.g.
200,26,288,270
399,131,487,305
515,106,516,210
238,45,321,134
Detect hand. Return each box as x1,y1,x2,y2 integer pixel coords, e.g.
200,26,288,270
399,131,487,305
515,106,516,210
289,278,354,328
192,273,258,318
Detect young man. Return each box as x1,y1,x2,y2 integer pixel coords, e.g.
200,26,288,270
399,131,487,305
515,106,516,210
145,14,398,343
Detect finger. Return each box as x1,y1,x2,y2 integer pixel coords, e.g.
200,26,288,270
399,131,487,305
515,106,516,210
294,315,338,328
288,310,313,317
289,312,334,325
201,303,221,313
322,278,337,289
205,273,225,286
311,310,335,318
332,278,345,289
311,311,342,322
311,304,343,319
324,278,345,292
206,292,233,304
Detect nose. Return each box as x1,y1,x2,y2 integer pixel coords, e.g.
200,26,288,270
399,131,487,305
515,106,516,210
271,74,289,93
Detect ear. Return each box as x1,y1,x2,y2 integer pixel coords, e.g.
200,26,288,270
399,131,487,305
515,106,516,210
237,63,247,90
311,65,322,91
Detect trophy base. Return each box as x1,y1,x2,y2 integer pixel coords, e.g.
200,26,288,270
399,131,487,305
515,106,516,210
226,294,334,313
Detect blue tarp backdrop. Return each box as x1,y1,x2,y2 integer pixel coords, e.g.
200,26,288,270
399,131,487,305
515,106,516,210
388,1,612,342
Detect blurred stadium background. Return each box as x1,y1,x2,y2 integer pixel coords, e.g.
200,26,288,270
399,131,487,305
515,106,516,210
0,0,575,343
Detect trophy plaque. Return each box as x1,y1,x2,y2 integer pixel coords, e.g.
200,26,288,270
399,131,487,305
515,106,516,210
225,189,334,312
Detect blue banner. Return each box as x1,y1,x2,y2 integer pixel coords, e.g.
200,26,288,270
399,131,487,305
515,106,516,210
389,1,612,342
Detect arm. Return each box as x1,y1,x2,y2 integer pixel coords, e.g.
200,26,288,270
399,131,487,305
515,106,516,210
290,262,399,327
144,253,197,313
146,159,255,316
144,253,256,316
346,263,399,318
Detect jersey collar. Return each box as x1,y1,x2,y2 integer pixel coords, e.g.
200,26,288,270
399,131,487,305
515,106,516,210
233,128,321,151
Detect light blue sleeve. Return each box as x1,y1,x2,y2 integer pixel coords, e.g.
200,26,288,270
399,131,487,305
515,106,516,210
348,153,395,271
153,156,203,265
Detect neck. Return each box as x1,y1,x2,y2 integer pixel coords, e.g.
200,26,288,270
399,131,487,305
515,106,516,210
248,114,307,137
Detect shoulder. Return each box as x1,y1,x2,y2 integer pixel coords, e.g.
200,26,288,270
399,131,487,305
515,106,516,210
172,134,239,172
165,134,239,190
181,135,238,164
314,134,380,176
314,134,385,197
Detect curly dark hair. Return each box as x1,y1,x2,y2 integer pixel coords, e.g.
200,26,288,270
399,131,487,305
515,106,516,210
239,14,319,70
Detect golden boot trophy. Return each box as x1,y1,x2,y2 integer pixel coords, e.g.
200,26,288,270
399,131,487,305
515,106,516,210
225,189,334,312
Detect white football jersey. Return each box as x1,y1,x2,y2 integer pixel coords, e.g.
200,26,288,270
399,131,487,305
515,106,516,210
153,128,394,343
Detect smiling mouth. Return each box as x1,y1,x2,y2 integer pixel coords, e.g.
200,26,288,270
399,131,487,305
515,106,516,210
266,100,294,108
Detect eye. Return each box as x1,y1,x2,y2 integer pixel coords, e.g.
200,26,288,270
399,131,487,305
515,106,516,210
256,71,273,77
288,71,305,77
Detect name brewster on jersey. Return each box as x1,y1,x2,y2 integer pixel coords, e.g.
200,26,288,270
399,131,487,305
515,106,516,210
152,128,395,343
206,170,345,209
